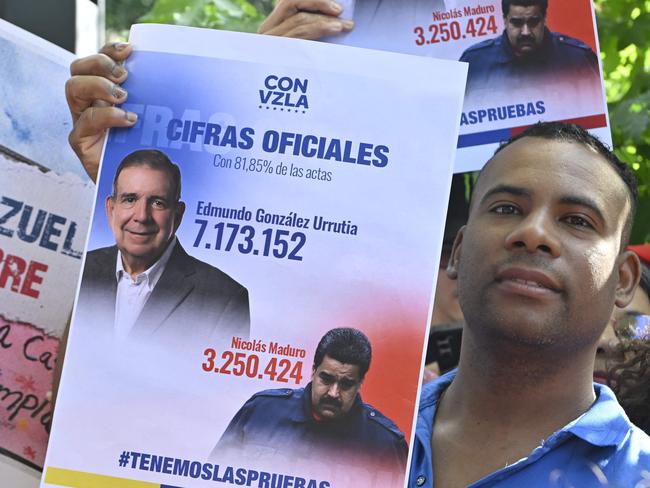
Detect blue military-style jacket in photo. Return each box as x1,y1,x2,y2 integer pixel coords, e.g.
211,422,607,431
212,382,408,475
460,28,600,93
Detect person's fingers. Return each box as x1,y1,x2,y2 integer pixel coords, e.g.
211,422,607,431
260,0,342,30
92,99,112,108
264,12,353,39
70,51,130,84
65,75,128,123
98,41,133,61
71,106,137,142
259,0,345,34
66,44,134,182
69,106,138,182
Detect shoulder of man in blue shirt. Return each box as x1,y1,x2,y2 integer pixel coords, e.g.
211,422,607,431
409,370,650,487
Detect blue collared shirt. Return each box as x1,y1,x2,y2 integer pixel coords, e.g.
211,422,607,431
409,370,650,487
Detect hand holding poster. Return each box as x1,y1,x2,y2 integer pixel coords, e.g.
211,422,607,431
42,24,467,487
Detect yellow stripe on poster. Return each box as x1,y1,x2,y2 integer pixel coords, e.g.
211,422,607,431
45,467,161,488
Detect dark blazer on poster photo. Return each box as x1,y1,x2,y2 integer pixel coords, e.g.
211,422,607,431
77,241,250,347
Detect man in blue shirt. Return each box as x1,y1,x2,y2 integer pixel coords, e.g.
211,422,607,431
409,122,650,487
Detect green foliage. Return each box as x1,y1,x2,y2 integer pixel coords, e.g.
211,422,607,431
107,0,158,39
139,0,272,33
596,0,650,243
107,0,274,39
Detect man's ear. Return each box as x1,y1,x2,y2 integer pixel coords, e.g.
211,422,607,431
173,201,186,232
614,250,641,308
105,195,114,220
446,226,465,280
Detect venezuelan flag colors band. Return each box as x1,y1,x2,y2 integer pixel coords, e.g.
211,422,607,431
44,467,183,488
457,113,608,148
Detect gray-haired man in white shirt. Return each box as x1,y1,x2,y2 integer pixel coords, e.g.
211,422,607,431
78,149,250,347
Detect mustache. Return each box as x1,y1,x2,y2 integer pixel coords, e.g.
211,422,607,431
499,254,554,269
495,255,561,283
516,35,536,44
319,396,342,408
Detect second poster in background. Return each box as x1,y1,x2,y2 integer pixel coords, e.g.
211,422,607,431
43,25,467,488
331,0,610,172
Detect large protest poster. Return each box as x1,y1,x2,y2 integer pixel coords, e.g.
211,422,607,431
330,0,610,172
42,24,467,488
0,18,94,488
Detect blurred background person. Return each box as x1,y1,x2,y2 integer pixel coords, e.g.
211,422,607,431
595,243,650,434
423,174,470,381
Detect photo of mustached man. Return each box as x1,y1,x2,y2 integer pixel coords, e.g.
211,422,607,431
211,328,407,481
459,0,600,103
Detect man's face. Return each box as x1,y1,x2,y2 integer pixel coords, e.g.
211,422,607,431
504,5,546,58
451,137,635,350
106,165,184,274
311,355,363,421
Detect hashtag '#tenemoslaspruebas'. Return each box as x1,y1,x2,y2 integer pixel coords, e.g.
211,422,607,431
118,450,131,467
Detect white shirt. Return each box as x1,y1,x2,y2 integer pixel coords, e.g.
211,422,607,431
114,237,176,340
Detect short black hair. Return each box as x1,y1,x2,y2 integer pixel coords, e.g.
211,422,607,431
502,0,548,16
475,121,638,247
112,149,182,201
313,328,372,379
